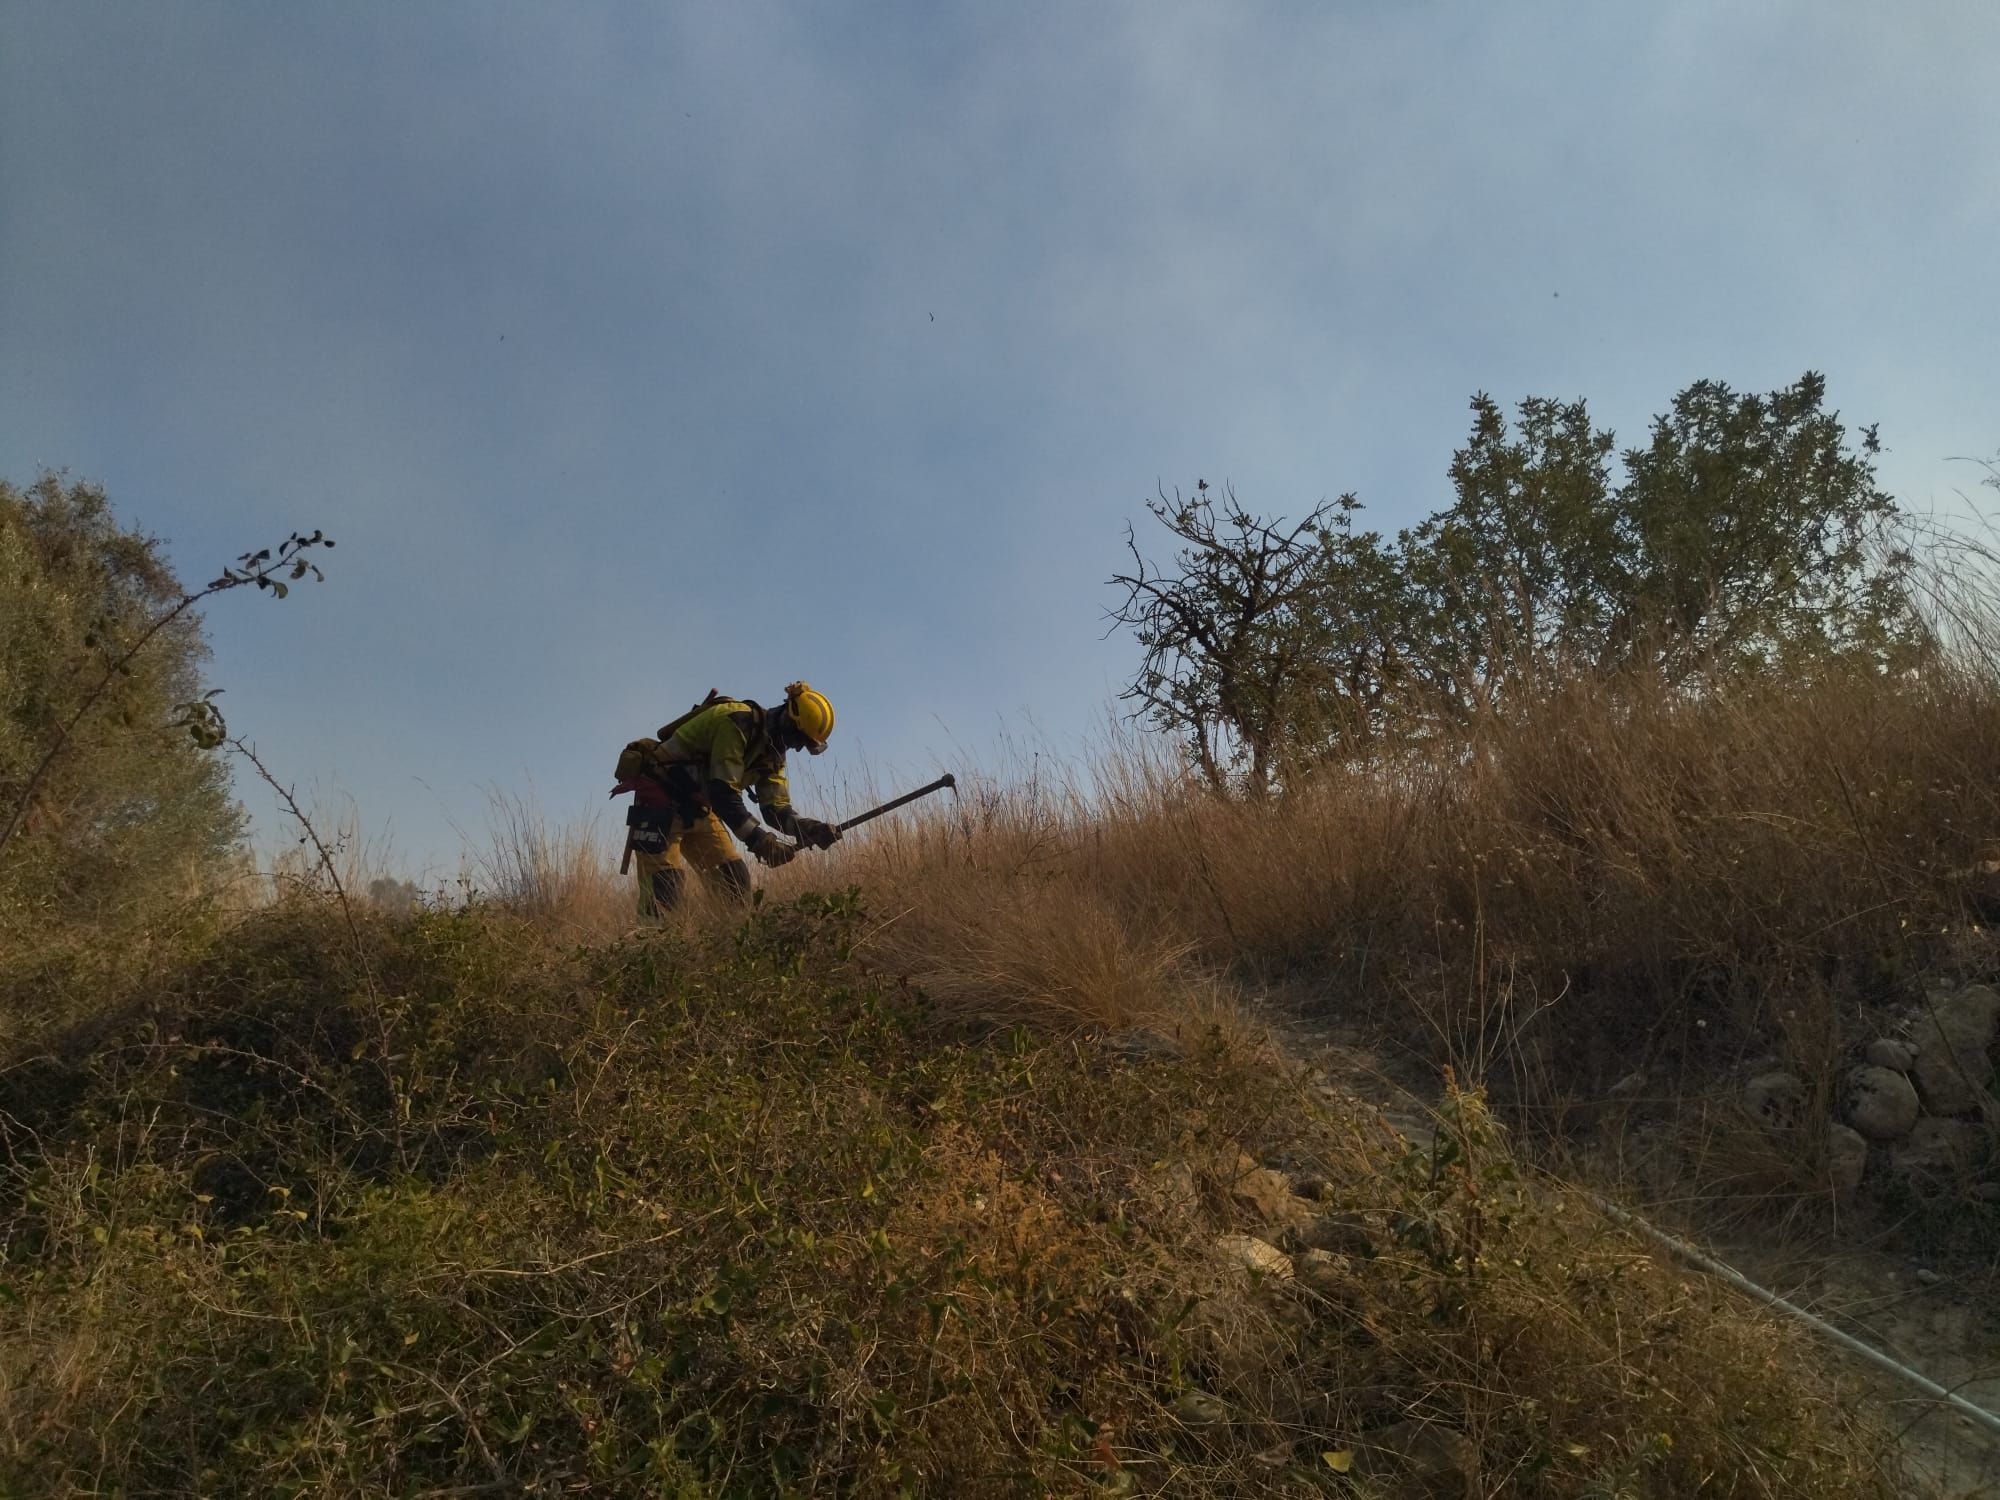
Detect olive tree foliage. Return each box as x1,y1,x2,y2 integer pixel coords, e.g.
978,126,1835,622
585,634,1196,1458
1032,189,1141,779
0,473,332,939
1390,394,1625,728
1111,375,1919,791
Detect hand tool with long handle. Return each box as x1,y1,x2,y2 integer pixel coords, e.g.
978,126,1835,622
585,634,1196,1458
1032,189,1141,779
623,774,957,869
835,773,956,834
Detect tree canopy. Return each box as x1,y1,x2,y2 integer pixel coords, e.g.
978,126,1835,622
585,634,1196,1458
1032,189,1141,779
1,474,245,940
1111,374,1919,793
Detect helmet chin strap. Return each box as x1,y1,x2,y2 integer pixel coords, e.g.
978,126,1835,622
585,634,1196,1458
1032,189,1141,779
772,695,830,754
773,706,811,752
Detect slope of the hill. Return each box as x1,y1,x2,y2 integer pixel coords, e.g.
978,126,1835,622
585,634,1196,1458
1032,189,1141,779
0,895,1904,1497
784,669,2000,1257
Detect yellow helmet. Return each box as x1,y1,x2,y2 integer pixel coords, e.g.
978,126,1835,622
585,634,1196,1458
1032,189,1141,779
784,681,835,751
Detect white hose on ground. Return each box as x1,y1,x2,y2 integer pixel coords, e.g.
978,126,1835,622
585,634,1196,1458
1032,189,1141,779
1588,1194,2000,1442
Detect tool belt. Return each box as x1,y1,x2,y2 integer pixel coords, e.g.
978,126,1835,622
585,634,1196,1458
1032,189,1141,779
616,758,710,874
623,803,672,855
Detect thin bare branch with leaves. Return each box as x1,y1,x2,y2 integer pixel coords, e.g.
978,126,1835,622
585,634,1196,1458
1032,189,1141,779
0,526,334,855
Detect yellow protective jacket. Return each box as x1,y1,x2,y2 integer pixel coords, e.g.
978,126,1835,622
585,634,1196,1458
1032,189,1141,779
645,699,795,840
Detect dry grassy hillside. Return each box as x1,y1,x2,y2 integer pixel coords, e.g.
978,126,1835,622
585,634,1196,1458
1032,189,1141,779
0,894,1913,1497
9,614,2000,1494
495,657,2000,1238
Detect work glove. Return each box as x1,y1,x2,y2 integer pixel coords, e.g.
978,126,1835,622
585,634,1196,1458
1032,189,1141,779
792,816,842,850
745,827,797,868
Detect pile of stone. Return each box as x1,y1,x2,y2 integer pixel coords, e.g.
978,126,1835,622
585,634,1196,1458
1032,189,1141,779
1159,1149,1481,1496
1750,982,1999,1199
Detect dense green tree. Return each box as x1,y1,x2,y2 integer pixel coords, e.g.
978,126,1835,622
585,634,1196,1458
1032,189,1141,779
1397,374,1916,724
0,474,245,940
1393,392,1628,728
1614,374,1915,683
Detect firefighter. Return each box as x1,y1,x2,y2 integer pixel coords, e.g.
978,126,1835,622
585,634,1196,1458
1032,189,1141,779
612,682,841,916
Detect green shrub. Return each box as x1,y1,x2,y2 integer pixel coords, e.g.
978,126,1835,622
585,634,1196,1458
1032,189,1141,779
0,895,1900,1496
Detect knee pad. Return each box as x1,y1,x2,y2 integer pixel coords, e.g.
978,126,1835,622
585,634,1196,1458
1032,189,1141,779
648,865,687,913
710,858,752,902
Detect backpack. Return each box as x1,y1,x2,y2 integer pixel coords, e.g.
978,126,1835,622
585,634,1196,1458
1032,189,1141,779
613,689,724,785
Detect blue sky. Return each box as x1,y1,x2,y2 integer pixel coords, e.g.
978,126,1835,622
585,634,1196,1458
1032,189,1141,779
4,3,1997,873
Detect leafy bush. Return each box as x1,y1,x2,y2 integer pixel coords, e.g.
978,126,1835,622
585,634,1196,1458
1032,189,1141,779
1,472,331,1020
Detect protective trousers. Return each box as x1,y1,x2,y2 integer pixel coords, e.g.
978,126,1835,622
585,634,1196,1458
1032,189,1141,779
629,806,751,918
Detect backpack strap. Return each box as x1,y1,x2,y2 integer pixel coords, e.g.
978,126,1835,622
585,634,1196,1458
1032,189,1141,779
657,688,723,742
729,702,771,759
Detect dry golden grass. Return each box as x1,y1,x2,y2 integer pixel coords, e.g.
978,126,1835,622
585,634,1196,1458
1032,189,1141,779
373,639,2000,1268
469,787,630,939
779,662,2000,1067
730,658,2000,1257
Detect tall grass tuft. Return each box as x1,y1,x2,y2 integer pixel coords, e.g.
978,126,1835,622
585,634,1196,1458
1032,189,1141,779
470,787,628,938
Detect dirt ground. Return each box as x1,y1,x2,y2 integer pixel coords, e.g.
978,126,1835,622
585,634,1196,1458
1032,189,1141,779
1711,1238,2000,1500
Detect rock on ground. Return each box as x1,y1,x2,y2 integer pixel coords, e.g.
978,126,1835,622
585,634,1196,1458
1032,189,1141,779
1743,1070,1807,1132
1843,1064,1921,1140
1865,1037,1916,1072
1213,1233,1293,1280
1281,1208,1377,1258
1294,1247,1355,1300
1171,1390,1229,1429
1889,1117,1985,1191
1226,1157,1313,1227
1911,985,2000,1117
1359,1419,1479,1499
1825,1122,1868,1195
